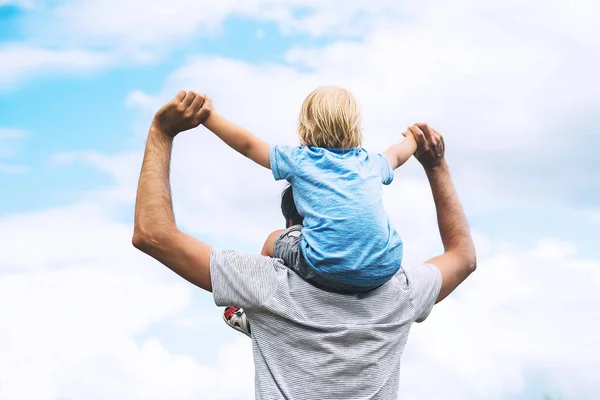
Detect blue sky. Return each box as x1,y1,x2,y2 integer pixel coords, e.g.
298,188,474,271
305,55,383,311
0,7,329,214
1,1,599,399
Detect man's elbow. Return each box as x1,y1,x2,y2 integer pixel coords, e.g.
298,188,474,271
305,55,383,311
132,228,155,253
454,236,477,273
132,230,149,251
131,226,176,254
467,256,477,274
464,247,477,274
450,245,477,276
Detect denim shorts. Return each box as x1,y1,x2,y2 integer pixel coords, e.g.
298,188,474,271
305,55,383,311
273,225,381,294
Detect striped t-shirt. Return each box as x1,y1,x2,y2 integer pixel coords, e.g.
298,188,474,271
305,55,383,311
211,249,442,400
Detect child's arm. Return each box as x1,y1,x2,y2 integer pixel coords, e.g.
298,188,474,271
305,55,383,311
261,229,285,257
383,131,418,170
203,105,270,169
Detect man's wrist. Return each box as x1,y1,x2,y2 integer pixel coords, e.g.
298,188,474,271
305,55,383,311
149,121,175,141
424,160,449,176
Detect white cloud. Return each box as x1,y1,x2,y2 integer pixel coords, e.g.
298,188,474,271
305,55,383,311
11,0,600,95
0,200,257,400
0,265,256,399
24,0,600,51
68,0,600,291
0,202,129,270
2,0,599,398
81,4,599,394
3,192,597,399
42,118,597,400
401,238,600,400
0,44,115,90
123,14,598,214
126,90,161,110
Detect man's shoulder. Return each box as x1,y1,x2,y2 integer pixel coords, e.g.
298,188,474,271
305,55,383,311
210,248,288,310
400,263,442,285
398,263,442,322
211,249,289,280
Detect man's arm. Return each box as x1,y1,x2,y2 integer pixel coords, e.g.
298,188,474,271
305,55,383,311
202,100,270,169
383,131,417,170
425,161,476,303
409,124,476,303
132,90,214,292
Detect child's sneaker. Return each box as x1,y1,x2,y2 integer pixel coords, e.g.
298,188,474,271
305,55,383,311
223,306,251,337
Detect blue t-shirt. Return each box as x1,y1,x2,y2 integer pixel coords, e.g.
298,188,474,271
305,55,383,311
270,145,403,287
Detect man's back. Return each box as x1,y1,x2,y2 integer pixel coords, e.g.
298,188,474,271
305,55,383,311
211,249,442,399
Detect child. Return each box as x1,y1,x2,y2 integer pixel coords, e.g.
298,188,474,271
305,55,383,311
203,86,416,297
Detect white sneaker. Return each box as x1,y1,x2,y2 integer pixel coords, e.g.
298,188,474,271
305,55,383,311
223,306,251,337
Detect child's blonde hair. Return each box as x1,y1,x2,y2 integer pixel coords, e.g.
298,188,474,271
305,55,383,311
298,86,362,149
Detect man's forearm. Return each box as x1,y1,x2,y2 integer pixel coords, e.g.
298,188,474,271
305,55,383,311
408,123,476,303
426,161,475,262
133,125,177,244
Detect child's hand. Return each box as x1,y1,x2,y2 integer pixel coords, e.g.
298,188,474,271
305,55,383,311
383,128,418,169
201,95,214,121
402,128,418,153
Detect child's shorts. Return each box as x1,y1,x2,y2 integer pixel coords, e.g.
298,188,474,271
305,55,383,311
273,225,381,294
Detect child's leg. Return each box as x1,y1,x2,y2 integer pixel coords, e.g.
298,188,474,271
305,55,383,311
272,225,303,270
222,228,288,337
272,225,341,289
275,226,383,294
261,229,286,257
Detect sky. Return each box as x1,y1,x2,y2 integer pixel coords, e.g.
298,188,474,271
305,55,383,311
0,0,599,399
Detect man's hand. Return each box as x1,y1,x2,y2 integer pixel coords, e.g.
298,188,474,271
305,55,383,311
405,123,445,170
152,90,211,138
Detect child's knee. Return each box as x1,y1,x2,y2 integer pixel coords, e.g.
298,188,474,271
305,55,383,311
261,229,286,257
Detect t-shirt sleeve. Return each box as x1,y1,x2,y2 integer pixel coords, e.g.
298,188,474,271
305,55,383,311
403,263,442,323
376,153,394,185
210,248,285,311
270,145,299,181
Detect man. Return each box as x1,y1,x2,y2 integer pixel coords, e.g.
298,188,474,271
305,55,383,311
133,91,476,399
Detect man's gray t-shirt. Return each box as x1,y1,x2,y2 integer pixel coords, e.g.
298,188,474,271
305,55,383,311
211,249,442,400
